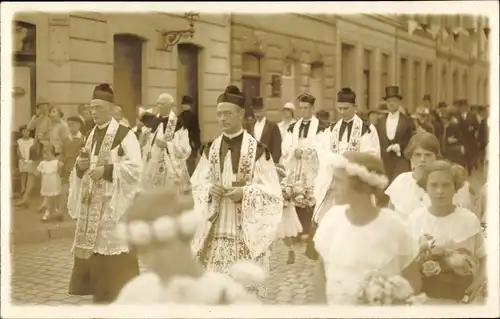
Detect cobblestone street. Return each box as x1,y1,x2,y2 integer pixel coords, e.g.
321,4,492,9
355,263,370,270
9,238,315,305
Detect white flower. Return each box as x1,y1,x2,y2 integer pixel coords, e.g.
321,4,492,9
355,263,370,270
178,209,203,237
151,216,177,242
388,275,413,300
128,220,153,245
228,260,267,287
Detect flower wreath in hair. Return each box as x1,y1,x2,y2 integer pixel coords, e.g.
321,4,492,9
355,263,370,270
329,154,389,190
117,208,201,246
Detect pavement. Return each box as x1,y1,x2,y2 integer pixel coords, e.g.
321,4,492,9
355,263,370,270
9,238,315,305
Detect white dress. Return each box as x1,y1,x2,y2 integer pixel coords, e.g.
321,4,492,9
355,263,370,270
37,159,62,197
276,205,303,239
314,205,416,305
407,206,486,304
386,172,473,221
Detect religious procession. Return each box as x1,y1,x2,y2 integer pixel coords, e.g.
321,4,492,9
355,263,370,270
15,80,488,306
9,11,492,308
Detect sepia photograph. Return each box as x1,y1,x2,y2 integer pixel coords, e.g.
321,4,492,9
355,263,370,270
1,1,498,318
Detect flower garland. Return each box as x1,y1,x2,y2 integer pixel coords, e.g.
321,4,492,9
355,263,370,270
328,154,389,190
281,179,316,208
116,209,202,246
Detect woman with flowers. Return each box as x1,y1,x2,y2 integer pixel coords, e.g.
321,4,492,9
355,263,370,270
385,132,473,221
114,186,265,304
313,152,422,305
407,160,486,304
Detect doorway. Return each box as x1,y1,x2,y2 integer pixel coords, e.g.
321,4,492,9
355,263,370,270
177,43,200,115
113,34,143,125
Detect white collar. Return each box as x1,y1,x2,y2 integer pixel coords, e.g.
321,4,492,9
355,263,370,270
343,116,355,123
69,131,82,140
388,111,400,119
97,120,111,130
256,117,266,124
223,129,244,139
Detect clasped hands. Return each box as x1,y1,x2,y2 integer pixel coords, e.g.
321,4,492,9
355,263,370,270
386,143,401,157
76,158,104,181
209,184,243,203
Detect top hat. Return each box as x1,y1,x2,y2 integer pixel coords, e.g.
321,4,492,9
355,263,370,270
422,94,431,101
181,95,193,105
252,97,264,109
383,86,402,100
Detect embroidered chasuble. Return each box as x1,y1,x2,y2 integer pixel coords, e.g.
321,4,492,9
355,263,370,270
191,131,283,296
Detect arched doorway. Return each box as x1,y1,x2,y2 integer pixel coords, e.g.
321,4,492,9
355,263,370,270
12,20,37,195
113,34,144,125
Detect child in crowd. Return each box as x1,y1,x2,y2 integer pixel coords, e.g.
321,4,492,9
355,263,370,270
58,116,85,218
114,186,265,304
451,163,475,213
37,144,62,222
16,125,34,196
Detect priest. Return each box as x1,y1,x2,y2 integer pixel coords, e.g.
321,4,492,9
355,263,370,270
191,85,283,297
308,88,380,260
140,93,191,191
67,84,142,303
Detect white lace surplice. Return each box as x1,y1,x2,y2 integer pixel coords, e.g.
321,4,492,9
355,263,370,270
314,205,417,305
407,206,486,258
386,172,474,220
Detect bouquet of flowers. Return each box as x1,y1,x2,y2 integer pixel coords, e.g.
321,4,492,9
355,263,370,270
281,179,316,208
417,234,480,301
357,272,428,305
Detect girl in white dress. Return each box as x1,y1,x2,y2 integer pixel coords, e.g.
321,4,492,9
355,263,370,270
114,186,265,304
16,125,34,196
407,160,486,304
386,132,472,221
37,144,62,222
275,164,303,264
313,151,421,305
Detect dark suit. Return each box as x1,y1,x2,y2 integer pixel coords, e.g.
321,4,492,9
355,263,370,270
377,112,414,182
179,110,201,176
442,119,466,167
458,112,479,173
248,119,282,164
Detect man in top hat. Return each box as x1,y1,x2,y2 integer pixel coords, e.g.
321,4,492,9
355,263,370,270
277,102,296,139
376,86,414,182
281,92,327,240
248,97,282,163
67,83,142,304
179,95,201,176
312,88,380,228
191,85,283,297
140,93,191,191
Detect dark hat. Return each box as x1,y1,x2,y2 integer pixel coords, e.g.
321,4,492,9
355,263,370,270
383,86,402,100
438,101,447,109
422,94,431,101
252,97,264,109
297,92,316,105
217,85,245,108
337,88,356,104
316,109,330,120
452,99,461,106
92,84,114,103
67,116,83,125
181,95,193,105
459,99,469,106
470,104,479,110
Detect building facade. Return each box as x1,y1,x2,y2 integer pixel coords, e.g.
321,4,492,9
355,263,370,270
12,13,490,143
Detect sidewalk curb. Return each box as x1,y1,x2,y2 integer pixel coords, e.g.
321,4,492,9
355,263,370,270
10,223,76,245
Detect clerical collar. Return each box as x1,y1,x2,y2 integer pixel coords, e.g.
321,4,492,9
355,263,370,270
97,121,111,130
301,117,312,124
223,129,244,139
388,111,400,118
343,116,355,123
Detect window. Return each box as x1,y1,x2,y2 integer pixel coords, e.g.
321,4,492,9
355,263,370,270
341,43,354,88
425,64,433,98
414,61,421,109
441,67,447,101
400,58,408,101
462,73,468,100
309,63,324,109
281,59,296,105
452,71,458,101
363,70,370,110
